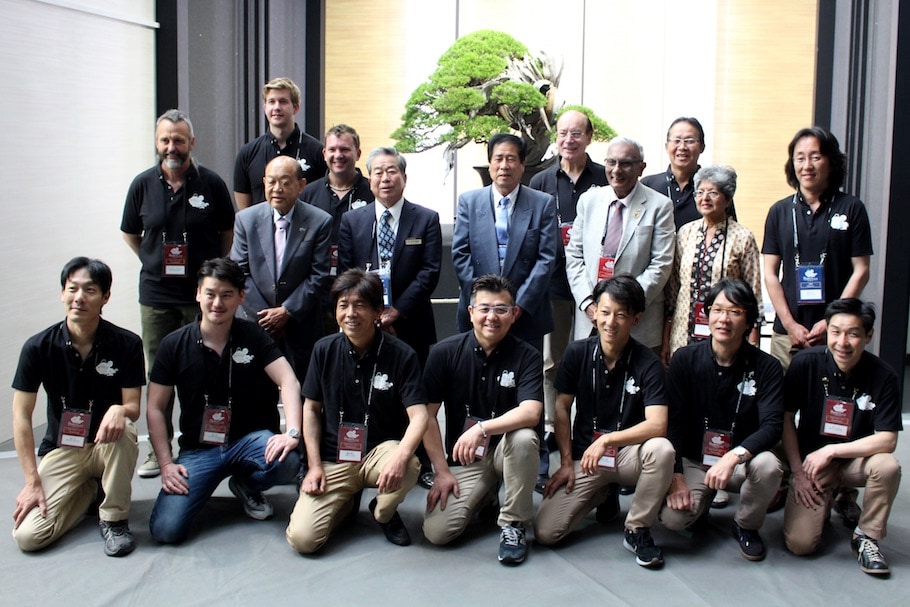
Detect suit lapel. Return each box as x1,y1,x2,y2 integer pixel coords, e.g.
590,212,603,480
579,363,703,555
255,205,277,281
616,185,645,259
279,202,309,277
393,200,415,263
503,186,531,275
477,186,499,268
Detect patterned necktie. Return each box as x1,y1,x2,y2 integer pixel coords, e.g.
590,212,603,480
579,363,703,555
495,196,511,269
601,200,624,258
378,209,395,263
275,216,290,275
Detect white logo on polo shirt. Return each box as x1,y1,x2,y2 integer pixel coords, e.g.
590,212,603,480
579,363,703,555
625,377,640,395
830,213,849,230
188,194,209,209
232,348,254,364
499,370,516,388
352,199,368,210
738,372,757,396
298,158,311,173
856,393,876,411
372,373,394,390
95,360,118,377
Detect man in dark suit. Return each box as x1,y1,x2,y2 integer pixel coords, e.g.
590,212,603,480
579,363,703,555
230,156,332,378
452,133,558,354
338,147,442,366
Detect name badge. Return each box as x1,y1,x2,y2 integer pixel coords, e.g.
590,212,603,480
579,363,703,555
597,256,616,280
559,222,574,247
330,244,339,276
58,409,92,448
821,397,854,438
163,243,188,277
405,237,422,246
373,265,393,307
702,429,732,467
797,264,825,304
463,417,491,459
200,405,231,445
692,302,710,338
593,430,617,470
337,422,367,463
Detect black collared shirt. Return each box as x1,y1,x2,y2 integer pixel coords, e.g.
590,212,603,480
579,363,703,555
784,346,902,458
762,192,874,334
667,339,783,472
233,124,327,204
529,155,609,300
556,336,666,460
150,317,285,451
641,165,738,230
303,331,426,463
424,331,543,466
120,163,235,306
300,170,374,244
13,319,146,456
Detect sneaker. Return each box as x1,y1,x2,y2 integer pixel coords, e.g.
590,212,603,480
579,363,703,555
137,450,160,478
498,522,528,565
852,534,890,576
618,484,636,496
623,527,664,568
534,474,548,494
418,470,436,490
99,520,136,557
595,484,621,524
369,498,411,546
228,476,273,520
833,495,862,529
732,521,766,561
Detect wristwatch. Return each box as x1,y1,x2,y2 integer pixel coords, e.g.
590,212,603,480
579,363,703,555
732,446,747,464
287,428,300,440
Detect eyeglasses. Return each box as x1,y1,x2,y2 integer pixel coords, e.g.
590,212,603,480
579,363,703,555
472,305,515,316
695,190,723,200
667,137,700,146
708,306,747,318
557,130,586,139
604,158,642,170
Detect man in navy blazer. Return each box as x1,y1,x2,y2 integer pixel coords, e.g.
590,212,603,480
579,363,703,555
452,133,558,353
338,147,442,365
231,156,332,377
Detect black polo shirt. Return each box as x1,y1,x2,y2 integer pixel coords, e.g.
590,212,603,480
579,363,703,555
556,336,666,461
424,331,543,466
641,165,738,230
303,331,426,463
784,346,902,458
300,170,374,244
150,317,284,451
762,192,873,334
13,319,145,456
233,124,327,204
667,339,783,473
120,164,235,307
529,155,608,301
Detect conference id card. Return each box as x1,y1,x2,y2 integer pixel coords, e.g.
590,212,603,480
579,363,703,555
377,264,392,307
692,302,710,338
58,409,92,448
592,430,617,470
797,264,825,305
330,245,339,276
200,405,231,445
821,397,854,438
702,429,732,467
597,256,616,281
337,422,367,463
463,417,491,459
163,243,188,277
559,222,574,247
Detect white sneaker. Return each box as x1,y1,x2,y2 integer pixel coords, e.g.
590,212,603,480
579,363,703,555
137,450,160,478
229,476,273,520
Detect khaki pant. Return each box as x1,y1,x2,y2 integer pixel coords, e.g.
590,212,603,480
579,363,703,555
535,437,674,545
286,440,419,554
423,428,538,545
769,332,799,372
543,299,574,432
783,453,901,555
660,452,783,532
13,422,138,552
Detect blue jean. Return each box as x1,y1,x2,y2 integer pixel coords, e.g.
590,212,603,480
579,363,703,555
149,430,299,543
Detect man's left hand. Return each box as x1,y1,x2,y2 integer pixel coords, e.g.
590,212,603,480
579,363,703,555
265,432,298,463
257,306,290,335
94,405,126,443
377,451,409,493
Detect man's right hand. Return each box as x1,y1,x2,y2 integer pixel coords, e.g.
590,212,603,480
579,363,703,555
161,462,190,495
665,473,694,511
785,322,812,350
302,466,326,496
791,471,826,509
13,480,47,529
542,463,575,498
426,469,459,512
585,303,596,323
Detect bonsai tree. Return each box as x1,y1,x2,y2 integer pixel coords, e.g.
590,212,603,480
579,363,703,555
392,30,613,173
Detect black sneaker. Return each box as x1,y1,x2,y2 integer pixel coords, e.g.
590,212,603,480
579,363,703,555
833,495,862,529
732,521,766,561
229,476,274,520
418,470,436,490
99,520,135,557
623,527,663,568
595,484,620,524
369,498,411,546
534,474,548,494
852,534,890,576
498,522,528,565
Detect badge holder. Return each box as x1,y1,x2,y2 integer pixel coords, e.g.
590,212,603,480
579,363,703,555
692,302,710,338
797,264,825,305
377,262,393,308
701,429,732,467
337,422,368,463
559,221,574,247
592,430,617,470
821,397,854,438
58,409,92,448
200,405,231,445
463,417,491,459
163,243,188,277
597,256,616,281
330,244,339,276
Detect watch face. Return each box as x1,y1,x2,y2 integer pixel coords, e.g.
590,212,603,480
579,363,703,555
287,428,300,439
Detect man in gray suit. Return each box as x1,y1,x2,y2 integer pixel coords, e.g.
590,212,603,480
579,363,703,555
452,133,558,353
565,137,675,350
231,156,333,377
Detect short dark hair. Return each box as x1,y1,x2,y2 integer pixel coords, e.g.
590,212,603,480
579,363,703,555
60,257,113,294
487,133,527,163
331,268,383,310
705,279,760,328
470,274,516,305
825,298,876,334
667,116,705,144
591,274,645,315
785,127,846,195
197,257,246,291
